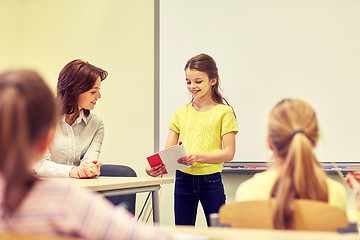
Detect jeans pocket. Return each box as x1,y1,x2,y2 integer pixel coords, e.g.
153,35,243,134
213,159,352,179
176,170,185,180
204,173,221,183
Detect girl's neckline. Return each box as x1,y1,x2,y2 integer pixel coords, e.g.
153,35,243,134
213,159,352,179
190,102,220,113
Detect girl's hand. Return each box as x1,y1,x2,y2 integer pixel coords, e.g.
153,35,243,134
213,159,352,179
346,172,360,211
145,164,166,177
346,171,360,189
178,153,197,166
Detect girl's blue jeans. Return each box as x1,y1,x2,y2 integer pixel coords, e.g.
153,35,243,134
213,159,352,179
174,170,226,226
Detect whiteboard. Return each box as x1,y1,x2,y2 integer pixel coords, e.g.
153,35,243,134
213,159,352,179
158,0,360,162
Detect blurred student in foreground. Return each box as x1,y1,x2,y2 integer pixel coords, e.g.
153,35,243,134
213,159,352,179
0,70,172,239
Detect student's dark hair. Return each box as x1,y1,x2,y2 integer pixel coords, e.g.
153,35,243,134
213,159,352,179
185,53,235,116
57,59,108,121
268,98,328,229
0,70,57,216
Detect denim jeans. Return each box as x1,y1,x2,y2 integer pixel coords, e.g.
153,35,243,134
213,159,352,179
174,170,226,226
100,165,137,215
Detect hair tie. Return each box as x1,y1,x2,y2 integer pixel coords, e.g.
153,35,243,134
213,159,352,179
291,129,305,139
291,129,316,145
0,81,24,94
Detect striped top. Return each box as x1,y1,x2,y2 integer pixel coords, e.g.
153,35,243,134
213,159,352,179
0,177,173,240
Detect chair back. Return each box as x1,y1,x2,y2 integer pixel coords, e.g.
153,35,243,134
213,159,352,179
218,199,349,232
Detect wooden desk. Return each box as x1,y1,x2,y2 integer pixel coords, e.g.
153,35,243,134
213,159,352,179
72,177,173,223
168,226,360,240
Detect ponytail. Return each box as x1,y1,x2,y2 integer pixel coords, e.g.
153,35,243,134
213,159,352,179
0,70,57,216
268,99,328,229
0,85,37,216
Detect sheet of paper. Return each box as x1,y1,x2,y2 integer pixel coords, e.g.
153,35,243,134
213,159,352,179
147,144,189,175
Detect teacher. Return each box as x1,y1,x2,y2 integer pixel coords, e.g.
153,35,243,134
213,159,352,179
35,59,137,213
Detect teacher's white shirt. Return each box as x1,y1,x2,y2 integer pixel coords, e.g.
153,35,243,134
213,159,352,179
35,110,104,177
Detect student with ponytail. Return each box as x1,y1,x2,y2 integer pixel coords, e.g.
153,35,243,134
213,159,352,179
0,70,172,239
235,98,347,229
0,71,57,218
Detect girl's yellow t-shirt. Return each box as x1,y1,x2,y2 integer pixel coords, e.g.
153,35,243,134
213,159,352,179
235,169,347,210
169,103,238,175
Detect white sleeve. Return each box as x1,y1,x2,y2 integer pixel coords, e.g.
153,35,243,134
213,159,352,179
34,151,74,178
82,120,104,162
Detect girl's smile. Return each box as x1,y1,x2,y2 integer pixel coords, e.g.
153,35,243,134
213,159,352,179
185,68,216,100
190,89,200,95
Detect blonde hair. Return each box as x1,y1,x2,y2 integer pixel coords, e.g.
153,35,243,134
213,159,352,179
268,98,328,229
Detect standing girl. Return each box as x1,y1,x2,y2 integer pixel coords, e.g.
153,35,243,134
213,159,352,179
146,53,238,226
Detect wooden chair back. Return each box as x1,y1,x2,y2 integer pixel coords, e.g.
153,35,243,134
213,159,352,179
218,199,349,232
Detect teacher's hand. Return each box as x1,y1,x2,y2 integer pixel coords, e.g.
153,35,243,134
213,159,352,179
69,160,102,178
83,160,102,175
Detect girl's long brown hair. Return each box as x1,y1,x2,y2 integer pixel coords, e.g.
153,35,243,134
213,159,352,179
269,98,328,229
0,70,57,216
184,54,236,117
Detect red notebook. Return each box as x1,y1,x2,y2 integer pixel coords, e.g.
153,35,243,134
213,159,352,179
146,143,188,175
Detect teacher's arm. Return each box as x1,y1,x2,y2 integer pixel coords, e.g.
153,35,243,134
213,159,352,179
34,151,74,177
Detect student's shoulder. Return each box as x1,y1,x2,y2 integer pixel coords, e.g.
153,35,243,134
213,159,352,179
35,178,80,193
172,104,190,114
31,179,108,214
215,104,234,114
326,176,346,194
34,178,96,201
244,170,278,186
29,179,78,204
236,170,278,201
326,176,347,209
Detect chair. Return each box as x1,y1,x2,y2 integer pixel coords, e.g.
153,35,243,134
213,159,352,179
100,164,137,215
218,199,349,232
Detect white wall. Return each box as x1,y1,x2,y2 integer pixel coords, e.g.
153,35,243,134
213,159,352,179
159,0,360,163
0,0,159,224
0,0,24,70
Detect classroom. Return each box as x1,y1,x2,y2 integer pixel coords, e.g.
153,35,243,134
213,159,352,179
0,0,360,238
